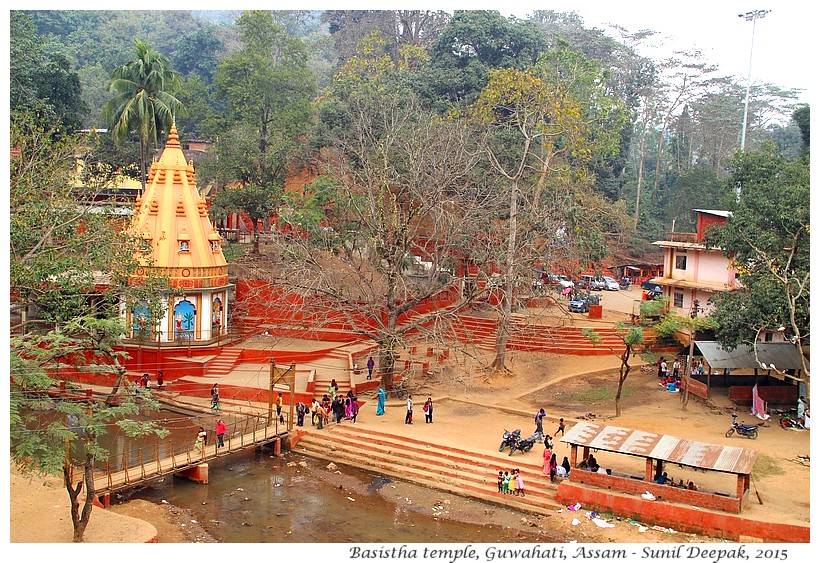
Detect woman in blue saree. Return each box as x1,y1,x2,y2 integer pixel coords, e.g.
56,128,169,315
376,387,386,415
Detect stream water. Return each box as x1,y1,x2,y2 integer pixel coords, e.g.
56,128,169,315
121,447,557,543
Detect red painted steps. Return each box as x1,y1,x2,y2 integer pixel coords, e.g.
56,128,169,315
293,424,563,515
206,348,243,376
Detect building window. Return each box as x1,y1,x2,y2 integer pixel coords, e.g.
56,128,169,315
210,240,219,252
179,240,189,252
674,292,684,308
675,254,687,270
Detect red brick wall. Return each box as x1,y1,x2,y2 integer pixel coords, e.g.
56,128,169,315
728,385,798,405
557,481,809,543
566,470,740,513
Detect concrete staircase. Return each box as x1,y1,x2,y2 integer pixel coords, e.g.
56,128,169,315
206,348,243,376
292,424,563,516
448,315,669,356
312,350,354,399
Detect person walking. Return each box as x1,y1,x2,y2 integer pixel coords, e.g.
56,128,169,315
210,383,219,405
316,403,326,429
196,426,207,456
423,397,433,423
351,396,360,424
344,392,353,420
549,453,558,483
376,387,386,415
534,408,546,434
215,419,226,449
405,395,413,424
310,398,320,425
296,402,306,427
276,393,284,419
367,356,375,380
210,386,220,411
333,396,344,424
555,418,565,436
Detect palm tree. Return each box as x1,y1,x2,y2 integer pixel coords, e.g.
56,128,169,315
102,39,184,191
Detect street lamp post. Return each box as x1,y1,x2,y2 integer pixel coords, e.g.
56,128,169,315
738,9,770,152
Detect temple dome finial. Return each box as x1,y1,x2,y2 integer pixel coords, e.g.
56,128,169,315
166,120,180,148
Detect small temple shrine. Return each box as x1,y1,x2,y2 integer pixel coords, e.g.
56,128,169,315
124,122,232,345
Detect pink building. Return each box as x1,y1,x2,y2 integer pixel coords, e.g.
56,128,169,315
648,209,739,317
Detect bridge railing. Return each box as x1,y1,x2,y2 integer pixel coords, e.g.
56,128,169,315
88,413,288,493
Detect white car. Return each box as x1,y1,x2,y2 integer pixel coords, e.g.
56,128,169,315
602,276,620,291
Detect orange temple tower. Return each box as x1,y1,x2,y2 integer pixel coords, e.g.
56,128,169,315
124,122,232,344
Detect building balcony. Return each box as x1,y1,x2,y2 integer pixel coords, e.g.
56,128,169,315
663,232,698,243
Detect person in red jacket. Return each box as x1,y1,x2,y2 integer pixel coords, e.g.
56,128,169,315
215,419,227,449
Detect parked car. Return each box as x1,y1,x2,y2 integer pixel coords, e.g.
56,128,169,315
602,276,620,291
557,275,575,288
641,280,663,293
578,275,604,290
568,292,601,313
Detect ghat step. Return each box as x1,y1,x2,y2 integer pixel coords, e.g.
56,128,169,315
293,424,564,516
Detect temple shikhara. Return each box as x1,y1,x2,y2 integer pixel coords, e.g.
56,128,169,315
125,122,232,344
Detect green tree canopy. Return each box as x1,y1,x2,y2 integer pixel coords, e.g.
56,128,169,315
706,143,809,388
212,10,316,187
10,11,88,130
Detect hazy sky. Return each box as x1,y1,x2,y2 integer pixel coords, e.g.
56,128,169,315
506,0,813,103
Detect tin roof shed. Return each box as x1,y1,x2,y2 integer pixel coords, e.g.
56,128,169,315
561,421,758,475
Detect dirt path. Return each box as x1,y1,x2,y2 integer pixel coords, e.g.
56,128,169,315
8,293,810,543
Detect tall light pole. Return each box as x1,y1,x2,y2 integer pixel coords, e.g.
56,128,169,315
738,9,770,151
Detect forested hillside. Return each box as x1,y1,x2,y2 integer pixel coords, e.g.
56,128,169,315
12,9,806,250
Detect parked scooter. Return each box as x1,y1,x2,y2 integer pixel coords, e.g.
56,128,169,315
619,278,632,290
725,413,760,439
509,431,544,455
499,429,522,452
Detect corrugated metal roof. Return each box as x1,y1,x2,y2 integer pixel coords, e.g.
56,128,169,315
561,421,758,474
697,341,804,371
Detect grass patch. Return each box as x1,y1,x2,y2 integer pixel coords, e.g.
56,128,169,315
567,386,637,403
751,453,785,479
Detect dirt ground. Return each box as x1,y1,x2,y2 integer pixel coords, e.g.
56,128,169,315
8,291,811,544
9,351,810,544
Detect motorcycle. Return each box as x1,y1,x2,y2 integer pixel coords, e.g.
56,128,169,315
725,413,760,439
619,278,632,290
509,431,543,456
499,429,522,452
779,411,803,429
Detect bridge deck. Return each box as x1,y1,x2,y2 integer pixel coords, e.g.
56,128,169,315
91,424,287,494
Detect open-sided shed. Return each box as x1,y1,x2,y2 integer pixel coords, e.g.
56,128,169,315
561,421,758,513
696,341,805,380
